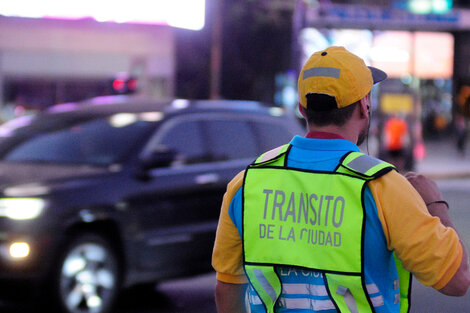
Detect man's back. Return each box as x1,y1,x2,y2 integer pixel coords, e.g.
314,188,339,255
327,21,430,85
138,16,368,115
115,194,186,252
214,46,469,313
213,134,462,313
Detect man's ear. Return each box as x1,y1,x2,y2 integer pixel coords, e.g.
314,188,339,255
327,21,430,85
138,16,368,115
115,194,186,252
359,96,370,118
298,102,307,118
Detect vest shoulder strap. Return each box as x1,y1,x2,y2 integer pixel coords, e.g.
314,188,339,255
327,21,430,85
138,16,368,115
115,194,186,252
340,151,395,179
253,144,290,166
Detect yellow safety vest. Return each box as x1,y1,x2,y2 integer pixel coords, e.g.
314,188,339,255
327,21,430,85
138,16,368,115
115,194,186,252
242,144,411,313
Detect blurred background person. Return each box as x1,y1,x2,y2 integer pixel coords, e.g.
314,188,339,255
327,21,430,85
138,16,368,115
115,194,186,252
383,113,410,171
455,112,468,157
0,94,37,124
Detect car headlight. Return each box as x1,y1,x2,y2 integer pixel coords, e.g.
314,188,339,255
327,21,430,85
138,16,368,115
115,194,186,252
0,198,45,220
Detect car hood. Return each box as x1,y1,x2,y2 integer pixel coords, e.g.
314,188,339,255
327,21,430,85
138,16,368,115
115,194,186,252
0,162,111,188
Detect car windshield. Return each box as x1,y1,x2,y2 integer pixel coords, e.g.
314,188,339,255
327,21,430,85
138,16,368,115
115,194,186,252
0,112,159,166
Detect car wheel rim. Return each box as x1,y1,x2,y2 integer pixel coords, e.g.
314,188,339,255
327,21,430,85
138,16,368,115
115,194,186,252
60,242,117,313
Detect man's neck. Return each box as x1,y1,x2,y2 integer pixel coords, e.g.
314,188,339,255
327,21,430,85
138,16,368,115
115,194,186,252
307,125,358,143
305,131,345,140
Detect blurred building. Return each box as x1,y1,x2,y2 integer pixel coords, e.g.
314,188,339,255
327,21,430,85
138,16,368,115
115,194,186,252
291,0,470,141
0,0,206,117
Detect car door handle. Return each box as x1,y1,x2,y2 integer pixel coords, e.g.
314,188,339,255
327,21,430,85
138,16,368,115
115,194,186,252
195,173,220,185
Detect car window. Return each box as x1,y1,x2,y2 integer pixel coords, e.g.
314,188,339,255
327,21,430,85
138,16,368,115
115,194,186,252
252,120,297,153
158,120,208,164
204,120,257,161
2,117,155,166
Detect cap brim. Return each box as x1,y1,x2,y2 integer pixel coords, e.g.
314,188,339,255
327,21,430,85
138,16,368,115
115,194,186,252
368,66,387,84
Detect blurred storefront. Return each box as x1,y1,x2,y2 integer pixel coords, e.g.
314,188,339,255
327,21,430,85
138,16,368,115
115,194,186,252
292,0,470,168
0,0,206,121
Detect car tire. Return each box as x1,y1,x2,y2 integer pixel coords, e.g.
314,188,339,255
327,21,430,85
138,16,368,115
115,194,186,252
51,233,122,313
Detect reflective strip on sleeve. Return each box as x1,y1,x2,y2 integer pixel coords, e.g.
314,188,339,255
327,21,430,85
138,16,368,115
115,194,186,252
282,283,384,308
394,293,401,304
366,283,384,308
282,283,329,297
366,283,380,294
370,295,385,307
253,269,278,304
278,297,336,311
303,67,341,79
394,279,400,290
248,293,263,305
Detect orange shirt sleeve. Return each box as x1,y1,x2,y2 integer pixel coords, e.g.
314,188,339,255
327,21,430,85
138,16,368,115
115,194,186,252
212,171,248,284
369,171,463,289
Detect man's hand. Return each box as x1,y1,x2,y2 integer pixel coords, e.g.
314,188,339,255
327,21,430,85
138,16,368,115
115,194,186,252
404,172,443,205
404,171,450,220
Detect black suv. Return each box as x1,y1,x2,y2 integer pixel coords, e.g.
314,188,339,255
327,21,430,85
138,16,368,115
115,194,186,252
0,96,303,313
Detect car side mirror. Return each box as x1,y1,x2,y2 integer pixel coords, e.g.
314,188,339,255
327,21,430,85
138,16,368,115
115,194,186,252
140,148,177,170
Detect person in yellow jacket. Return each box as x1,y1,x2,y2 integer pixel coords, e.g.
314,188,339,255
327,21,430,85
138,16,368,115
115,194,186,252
212,46,470,313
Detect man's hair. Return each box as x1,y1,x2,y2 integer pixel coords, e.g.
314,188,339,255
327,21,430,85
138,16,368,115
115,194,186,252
304,93,359,127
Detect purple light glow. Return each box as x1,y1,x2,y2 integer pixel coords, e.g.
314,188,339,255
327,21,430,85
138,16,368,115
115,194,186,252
0,0,205,30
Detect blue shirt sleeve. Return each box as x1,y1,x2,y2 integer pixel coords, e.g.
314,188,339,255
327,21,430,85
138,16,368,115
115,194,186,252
228,186,244,238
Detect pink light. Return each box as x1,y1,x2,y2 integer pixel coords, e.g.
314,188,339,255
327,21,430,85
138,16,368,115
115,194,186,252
414,32,454,79
0,0,205,30
127,79,138,91
113,79,126,91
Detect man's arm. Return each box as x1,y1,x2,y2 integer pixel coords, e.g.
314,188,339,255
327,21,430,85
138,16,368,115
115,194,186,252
215,281,248,313
405,172,470,296
212,171,249,312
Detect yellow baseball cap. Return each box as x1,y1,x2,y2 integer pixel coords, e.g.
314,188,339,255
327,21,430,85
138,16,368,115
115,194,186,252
298,46,387,109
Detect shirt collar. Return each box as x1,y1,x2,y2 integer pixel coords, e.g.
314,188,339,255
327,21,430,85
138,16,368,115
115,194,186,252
290,133,360,152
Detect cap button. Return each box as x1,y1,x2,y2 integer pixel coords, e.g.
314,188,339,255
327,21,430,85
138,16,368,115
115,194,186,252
321,51,327,56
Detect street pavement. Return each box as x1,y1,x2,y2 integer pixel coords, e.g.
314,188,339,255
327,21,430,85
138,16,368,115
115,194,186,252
115,273,217,313
416,138,470,179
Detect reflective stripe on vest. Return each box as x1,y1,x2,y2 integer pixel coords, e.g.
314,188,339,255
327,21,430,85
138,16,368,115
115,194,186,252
394,254,412,313
247,282,387,309
325,273,374,313
245,265,282,313
255,144,290,165
340,152,394,178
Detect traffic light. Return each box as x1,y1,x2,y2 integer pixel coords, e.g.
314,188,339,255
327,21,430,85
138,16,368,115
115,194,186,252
111,76,138,94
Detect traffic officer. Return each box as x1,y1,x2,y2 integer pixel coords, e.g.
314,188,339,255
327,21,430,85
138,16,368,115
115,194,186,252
212,46,470,313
